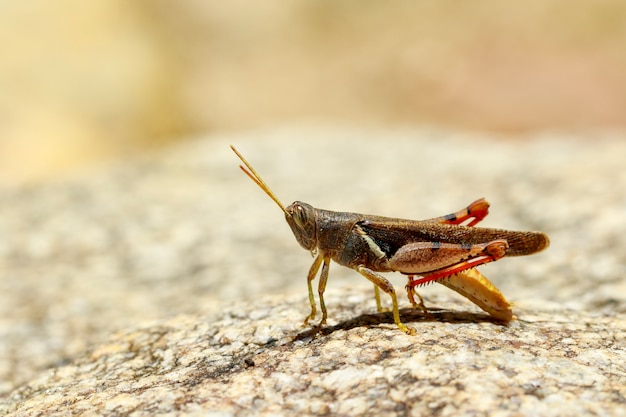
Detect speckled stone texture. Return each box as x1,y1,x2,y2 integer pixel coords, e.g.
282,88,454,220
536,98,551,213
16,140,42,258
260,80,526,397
1,127,625,416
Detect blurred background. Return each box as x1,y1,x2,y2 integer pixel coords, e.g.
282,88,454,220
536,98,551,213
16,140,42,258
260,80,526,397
1,0,625,186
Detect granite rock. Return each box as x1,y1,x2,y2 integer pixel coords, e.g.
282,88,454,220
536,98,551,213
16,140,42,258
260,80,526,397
1,126,625,415
2,290,624,416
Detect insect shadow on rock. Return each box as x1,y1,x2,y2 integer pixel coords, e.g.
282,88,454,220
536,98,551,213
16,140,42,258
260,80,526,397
231,146,549,336
293,306,503,341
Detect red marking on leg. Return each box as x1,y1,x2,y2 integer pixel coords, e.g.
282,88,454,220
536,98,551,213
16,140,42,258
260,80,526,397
409,240,508,287
408,254,498,288
444,198,490,227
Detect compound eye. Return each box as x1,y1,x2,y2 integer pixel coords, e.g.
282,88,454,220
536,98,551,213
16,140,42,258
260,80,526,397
293,204,307,228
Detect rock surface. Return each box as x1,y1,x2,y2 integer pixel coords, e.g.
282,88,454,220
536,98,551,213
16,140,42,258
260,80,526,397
1,126,625,416
2,291,625,417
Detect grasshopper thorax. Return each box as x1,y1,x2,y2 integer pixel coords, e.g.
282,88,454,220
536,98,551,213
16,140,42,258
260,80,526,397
285,201,317,251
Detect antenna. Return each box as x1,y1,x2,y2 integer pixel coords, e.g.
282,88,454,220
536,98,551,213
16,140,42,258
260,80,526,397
230,145,289,215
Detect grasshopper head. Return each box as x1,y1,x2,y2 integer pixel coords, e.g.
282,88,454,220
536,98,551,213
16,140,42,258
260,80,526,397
285,201,317,250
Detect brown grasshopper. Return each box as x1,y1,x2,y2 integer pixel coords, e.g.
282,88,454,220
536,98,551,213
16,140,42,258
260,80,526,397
231,146,549,335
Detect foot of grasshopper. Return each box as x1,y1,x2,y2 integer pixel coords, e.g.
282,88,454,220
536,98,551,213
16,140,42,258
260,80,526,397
232,146,549,335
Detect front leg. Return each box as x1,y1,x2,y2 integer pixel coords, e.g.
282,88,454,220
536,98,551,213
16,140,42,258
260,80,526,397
316,256,331,328
303,254,332,330
303,254,323,326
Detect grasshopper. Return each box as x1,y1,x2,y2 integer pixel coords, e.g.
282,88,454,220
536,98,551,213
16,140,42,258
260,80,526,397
231,146,549,335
